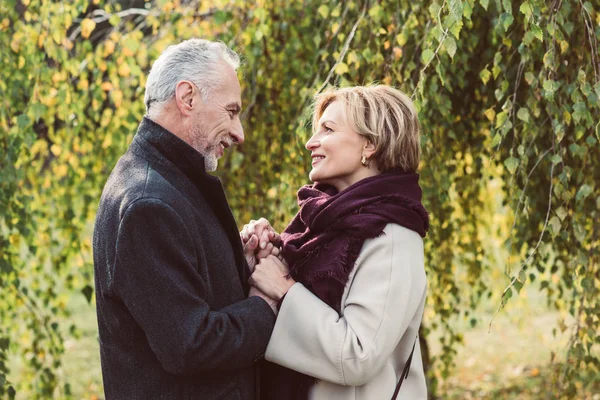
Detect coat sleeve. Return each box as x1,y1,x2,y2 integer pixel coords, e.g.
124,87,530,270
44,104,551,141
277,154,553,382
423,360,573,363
113,198,275,375
264,223,426,386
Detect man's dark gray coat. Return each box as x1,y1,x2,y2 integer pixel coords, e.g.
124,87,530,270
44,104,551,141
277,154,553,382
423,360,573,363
93,117,276,399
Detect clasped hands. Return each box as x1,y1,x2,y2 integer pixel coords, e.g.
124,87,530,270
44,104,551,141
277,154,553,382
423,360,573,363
240,218,296,314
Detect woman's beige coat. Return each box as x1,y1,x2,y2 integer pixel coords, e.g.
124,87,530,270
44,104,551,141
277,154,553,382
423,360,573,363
265,223,428,400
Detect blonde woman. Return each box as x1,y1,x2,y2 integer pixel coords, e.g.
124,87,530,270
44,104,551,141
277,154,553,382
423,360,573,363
243,85,429,400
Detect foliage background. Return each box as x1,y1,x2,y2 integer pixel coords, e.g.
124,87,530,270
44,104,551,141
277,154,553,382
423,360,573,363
1,0,598,398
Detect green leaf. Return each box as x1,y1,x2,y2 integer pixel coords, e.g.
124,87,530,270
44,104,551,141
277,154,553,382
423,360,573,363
480,0,490,10
504,288,513,301
29,103,47,121
519,2,533,18
480,67,491,84
444,36,457,59
549,216,561,238
495,110,508,128
513,280,523,294
82,285,93,304
524,72,535,85
491,133,502,146
517,107,530,122
17,114,31,129
109,14,120,26
317,4,329,19
556,207,568,221
531,24,544,42
550,154,562,165
421,49,434,64
428,3,441,18
575,184,593,202
502,13,514,32
450,0,463,21
581,278,593,291
504,156,519,174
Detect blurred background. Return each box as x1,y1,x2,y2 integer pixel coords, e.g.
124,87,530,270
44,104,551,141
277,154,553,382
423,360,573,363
1,0,599,398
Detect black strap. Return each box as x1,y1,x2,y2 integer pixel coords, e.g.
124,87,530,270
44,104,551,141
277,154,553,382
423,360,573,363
391,336,417,400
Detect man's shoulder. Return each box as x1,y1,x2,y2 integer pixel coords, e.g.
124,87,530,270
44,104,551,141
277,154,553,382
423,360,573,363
99,150,178,219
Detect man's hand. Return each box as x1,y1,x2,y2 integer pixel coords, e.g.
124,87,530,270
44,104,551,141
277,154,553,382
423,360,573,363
241,218,282,273
249,285,278,315
249,255,295,301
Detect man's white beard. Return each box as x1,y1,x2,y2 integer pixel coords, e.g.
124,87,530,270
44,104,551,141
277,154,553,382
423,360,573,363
190,122,219,172
202,151,218,172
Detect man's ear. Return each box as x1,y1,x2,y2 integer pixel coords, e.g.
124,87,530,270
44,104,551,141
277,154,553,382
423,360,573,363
174,81,195,116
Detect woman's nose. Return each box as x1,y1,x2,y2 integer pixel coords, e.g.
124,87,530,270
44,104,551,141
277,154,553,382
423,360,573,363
305,135,319,150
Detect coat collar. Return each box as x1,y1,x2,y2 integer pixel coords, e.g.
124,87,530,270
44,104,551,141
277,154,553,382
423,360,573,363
133,116,222,189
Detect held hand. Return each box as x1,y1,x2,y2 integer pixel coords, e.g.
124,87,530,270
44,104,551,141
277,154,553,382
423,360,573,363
249,255,295,301
243,235,283,274
249,285,278,315
240,218,281,250
243,234,260,274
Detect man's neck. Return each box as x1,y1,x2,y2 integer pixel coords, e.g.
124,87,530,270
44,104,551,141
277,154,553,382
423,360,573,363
148,109,190,145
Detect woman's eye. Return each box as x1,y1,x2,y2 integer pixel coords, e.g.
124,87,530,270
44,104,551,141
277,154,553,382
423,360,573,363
324,126,333,132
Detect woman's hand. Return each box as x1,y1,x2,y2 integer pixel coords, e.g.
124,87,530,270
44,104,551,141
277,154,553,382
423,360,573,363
240,218,281,250
249,255,295,301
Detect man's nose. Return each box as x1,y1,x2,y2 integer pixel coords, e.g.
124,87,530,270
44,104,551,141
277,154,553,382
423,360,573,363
231,119,244,144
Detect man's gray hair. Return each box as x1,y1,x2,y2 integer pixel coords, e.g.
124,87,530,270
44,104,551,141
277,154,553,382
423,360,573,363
144,39,240,116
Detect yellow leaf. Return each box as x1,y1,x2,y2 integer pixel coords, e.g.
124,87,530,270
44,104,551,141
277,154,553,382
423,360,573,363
50,144,62,156
10,37,20,53
18,56,25,69
383,76,392,85
393,47,403,60
54,164,68,178
484,108,496,122
118,63,131,77
37,32,46,48
78,78,89,91
104,40,116,57
111,89,123,107
52,72,62,85
102,134,113,149
63,38,73,50
81,18,96,39
563,110,571,126
334,62,349,75
101,82,113,91
384,40,390,50
559,40,569,54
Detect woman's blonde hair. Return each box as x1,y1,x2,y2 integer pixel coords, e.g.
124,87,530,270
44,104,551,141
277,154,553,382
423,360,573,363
312,85,421,173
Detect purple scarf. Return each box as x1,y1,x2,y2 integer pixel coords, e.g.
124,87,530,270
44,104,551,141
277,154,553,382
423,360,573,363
260,170,429,400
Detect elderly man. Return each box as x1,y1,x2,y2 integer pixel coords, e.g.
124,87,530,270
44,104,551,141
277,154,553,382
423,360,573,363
93,39,277,399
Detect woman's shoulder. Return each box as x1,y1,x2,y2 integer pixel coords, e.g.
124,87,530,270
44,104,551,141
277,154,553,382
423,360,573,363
365,223,424,250
357,223,426,280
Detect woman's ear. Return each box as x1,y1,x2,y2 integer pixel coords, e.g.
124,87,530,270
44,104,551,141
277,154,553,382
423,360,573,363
363,138,377,159
174,81,195,116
